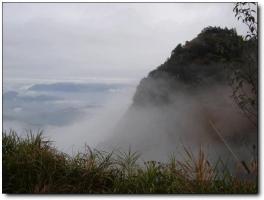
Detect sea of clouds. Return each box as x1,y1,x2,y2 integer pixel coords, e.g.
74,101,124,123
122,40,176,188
3,78,137,154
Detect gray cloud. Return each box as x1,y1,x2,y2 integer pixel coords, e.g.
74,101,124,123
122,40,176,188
3,3,248,82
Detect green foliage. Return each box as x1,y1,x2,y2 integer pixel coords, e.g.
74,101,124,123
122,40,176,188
2,131,257,194
149,26,245,84
133,26,256,107
133,26,258,127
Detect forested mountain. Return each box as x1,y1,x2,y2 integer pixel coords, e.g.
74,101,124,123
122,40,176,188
133,26,257,107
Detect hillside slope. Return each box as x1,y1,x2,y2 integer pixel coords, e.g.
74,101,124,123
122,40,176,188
100,27,258,162
133,26,255,106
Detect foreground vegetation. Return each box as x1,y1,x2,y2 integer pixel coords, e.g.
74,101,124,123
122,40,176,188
2,131,257,194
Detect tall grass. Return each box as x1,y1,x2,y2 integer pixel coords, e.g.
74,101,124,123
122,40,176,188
2,130,257,194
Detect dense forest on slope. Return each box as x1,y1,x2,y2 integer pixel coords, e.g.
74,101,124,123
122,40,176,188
133,26,257,108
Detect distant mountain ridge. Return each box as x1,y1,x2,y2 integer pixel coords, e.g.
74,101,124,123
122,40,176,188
28,82,128,93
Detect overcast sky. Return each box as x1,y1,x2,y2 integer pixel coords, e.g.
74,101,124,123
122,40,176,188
3,3,248,83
